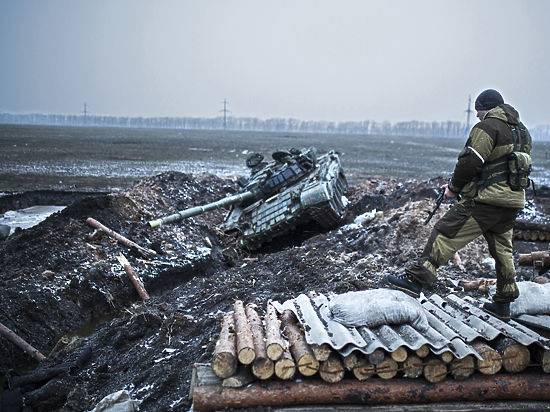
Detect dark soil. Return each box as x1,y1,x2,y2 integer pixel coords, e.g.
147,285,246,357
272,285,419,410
0,172,548,411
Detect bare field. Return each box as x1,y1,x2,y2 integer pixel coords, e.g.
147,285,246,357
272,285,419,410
1,124,549,192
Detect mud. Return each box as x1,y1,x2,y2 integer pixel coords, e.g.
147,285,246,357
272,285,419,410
0,172,548,411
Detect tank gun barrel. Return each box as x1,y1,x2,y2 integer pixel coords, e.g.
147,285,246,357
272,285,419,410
149,190,256,228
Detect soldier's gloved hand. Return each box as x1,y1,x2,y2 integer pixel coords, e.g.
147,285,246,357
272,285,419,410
442,184,457,200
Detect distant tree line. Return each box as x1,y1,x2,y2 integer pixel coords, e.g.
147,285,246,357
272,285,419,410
1,112,549,140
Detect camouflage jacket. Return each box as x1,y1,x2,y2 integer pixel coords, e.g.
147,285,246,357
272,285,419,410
448,104,532,209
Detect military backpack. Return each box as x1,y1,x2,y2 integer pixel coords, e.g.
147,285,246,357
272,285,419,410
478,123,532,191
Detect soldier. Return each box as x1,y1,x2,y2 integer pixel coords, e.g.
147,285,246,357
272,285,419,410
386,89,532,320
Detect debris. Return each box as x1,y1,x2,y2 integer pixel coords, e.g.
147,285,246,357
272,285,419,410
0,321,45,362
518,250,550,273
459,278,496,293
86,217,156,258
116,254,150,301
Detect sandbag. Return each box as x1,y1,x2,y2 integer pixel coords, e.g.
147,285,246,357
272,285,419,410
490,281,550,316
328,288,429,332
89,390,139,412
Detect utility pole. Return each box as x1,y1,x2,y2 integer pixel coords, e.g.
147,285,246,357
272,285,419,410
82,102,88,124
464,95,474,135
220,99,229,130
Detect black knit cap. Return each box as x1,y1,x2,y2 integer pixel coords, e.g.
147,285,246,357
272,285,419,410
475,89,504,111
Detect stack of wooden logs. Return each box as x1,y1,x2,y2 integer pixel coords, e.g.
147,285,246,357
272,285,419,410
211,301,550,387
514,220,550,242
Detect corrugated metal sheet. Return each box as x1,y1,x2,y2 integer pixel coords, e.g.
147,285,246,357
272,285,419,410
515,314,550,332
273,291,550,361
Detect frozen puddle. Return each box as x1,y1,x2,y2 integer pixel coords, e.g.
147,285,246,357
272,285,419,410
0,205,66,233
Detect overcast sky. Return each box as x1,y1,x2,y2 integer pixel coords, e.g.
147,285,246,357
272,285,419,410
1,0,549,125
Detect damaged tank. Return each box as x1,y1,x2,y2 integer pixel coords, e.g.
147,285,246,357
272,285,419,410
149,147,348,249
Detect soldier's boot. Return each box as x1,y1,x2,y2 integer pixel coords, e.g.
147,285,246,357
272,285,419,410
385,273,423,297
482,301,510,321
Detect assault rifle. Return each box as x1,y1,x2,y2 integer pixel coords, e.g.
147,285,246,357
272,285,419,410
424,189,445,225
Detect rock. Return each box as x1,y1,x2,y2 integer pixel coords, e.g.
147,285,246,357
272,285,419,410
42,270,56,279
481,257,496,271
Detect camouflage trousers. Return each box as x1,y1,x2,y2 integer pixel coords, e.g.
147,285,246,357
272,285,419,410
409,199,521,303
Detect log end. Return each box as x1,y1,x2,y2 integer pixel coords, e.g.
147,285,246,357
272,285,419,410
212,352,237,378
252,358,275,380
502,345,530,373
450,356,475,380
275,358,296,380
390,346,408,363
376,358,398,380
424,359,447,383
267,343,284,361
238,347,256,365
298,354,319,377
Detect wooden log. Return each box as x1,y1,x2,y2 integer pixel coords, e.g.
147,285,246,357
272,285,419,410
541,349,550,373
274,347,296,380
518,250,550,267
494,337,530,373
423,358,447,383
116,254,150,301
415,344,430,358
390,346,408,363
211,314,237,378
368,348,386,365
233,301,255,365
265,302,285,361
245,304,274,380
280,310,319,376
343,352,358,371
439,351,454,364
376,357,398,379
222,366,254,388
192,372,550,412
0,321,45,362
85,217,156,257
352,357,375,381
450,355,475,380
311,343,332,362
319,354,345,383
472,342,502,375
402,354,423,379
